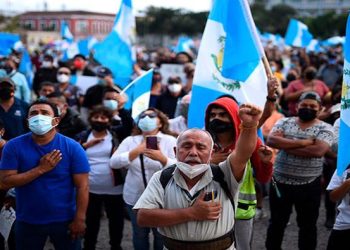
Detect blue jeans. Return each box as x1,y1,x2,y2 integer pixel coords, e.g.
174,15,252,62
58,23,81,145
126,204,163,250
15,220,81,250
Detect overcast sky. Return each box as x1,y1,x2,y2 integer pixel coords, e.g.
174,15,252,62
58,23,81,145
1,0,212,14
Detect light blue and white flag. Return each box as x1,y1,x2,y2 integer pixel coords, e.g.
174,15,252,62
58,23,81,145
323,36,345,47
188,0,267,128
122,69,153,119
284,19,313,48
337,14,350,176
0,33,20,56
94,0,135,87
306,39,322,53
174,36,194,54
60,20,74,43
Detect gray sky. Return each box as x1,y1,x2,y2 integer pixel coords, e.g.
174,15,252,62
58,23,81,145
2,0,212,14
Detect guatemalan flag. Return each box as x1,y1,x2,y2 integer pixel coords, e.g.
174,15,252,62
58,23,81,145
60,20,74,43
188,0,267,128
122,69,153,119
174,36,194,54
337,14,350,176
284,19,313,48
94,0,135,87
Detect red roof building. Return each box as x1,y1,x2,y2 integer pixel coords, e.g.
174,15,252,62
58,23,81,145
19,11,115,40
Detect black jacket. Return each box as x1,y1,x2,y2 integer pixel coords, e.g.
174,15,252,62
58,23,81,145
156,90,186,119
110,108,134,142
58,108,88,139
32,67,58,95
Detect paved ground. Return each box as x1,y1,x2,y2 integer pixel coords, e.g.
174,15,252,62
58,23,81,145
44,195,331,250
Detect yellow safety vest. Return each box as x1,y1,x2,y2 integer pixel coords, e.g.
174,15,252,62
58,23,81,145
235,160,257,220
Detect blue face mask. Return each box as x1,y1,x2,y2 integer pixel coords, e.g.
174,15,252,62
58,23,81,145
28,114,55,135
98,79,106,85
138,116,158,132
103,100,118,111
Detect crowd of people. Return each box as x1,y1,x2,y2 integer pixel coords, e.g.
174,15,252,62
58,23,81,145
0,40,346,250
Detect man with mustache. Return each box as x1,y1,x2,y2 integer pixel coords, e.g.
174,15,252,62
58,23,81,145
133,103,262,249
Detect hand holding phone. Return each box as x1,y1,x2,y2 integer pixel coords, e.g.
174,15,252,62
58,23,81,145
146,136,158,150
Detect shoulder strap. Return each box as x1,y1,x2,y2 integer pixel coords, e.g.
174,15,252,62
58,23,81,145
139,154,148,188
77,129,92,144
160,165,177,189
210,165,235,209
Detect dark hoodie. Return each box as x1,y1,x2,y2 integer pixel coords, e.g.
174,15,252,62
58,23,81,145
205,97,273,183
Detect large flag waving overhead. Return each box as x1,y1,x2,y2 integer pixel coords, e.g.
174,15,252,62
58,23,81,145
284,19,313,48
94,0,135,87
188,0,267,128
337,14,350,176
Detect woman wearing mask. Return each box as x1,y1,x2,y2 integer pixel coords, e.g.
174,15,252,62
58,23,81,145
76,106,124,250
284,66,330,116
110,108,177,250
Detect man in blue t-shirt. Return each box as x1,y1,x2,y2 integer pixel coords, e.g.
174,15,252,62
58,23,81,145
0,99,90,250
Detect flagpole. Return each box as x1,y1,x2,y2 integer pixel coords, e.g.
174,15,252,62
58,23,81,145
241,0,273,78
120,78,137,94
262,56,273,78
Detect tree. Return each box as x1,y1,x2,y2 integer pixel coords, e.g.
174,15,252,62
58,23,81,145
136,6,208,36
268,4,297,35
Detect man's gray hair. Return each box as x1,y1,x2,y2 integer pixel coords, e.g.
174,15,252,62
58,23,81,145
176,128,214,150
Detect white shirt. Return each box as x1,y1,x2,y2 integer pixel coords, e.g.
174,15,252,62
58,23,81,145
86,131,123,195
110,132,177,206
169,116,188,134
327,169,350,230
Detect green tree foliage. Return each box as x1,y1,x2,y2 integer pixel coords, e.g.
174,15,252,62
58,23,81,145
136,6,208,36
0,15,20,32
303,12,348,39
251,4,346,39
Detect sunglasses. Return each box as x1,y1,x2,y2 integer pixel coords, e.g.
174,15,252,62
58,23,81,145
58,72,70,75
139,112,157,119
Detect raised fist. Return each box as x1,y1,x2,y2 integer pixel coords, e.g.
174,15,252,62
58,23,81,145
239,104,262,127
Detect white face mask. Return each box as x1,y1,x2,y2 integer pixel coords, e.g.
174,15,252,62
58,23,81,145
176,162,210,179
57,74,70,83
168,84,182,93
41,61,52,68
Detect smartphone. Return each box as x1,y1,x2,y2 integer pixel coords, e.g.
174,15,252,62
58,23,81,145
204,190,218,202
146,136,158,150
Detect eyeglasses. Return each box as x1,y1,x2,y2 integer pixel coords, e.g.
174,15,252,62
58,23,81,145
139,112,157,119
58,72,70,75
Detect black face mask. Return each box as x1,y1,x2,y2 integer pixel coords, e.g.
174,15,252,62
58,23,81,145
3,65,13,74
208,119,233,134
286,73,296,82
298,108,317,122
90,121,109,132
0,88,13,100
304,71,316,81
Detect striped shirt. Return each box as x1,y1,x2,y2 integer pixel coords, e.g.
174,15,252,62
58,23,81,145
271,117,334,185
